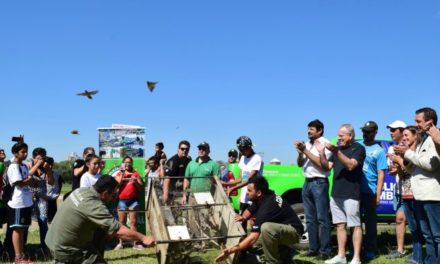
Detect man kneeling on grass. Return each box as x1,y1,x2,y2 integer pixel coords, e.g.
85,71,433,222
215,176,304,264
46,176,155,264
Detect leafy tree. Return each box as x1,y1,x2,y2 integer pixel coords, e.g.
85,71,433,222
53,160,74,183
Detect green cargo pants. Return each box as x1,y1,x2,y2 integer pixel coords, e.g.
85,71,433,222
252,222,300,264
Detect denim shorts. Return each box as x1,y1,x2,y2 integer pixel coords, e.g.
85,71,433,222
117,199,139,210
393,194,407,212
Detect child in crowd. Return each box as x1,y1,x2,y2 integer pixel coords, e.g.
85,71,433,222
80,154,102,188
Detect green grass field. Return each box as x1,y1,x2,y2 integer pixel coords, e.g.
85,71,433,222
0,225,413,263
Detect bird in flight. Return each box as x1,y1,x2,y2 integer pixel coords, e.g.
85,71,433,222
146,81,157,92
77,90,98,99
70,130,80,135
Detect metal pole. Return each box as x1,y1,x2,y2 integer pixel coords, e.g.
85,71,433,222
117,203,229,213
155,234,244,244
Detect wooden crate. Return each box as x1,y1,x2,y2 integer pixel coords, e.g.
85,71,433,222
146,176,245,264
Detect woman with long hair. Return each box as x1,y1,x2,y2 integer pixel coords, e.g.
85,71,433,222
389,126,424,264
114,156,144,250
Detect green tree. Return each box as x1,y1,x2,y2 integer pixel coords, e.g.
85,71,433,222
53,160,74,183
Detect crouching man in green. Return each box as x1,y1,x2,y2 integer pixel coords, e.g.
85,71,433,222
45,176,155,264
215,177,304,264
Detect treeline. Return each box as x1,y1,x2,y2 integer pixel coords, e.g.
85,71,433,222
53,160,227,184
53,160,74,184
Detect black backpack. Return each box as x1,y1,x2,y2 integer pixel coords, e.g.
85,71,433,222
1,164,24,202
1,178,14,202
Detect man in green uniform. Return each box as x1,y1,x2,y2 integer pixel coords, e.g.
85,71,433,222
45,176,154,264
182,142,220,204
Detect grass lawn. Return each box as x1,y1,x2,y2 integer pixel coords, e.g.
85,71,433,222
60,183,72,195
0,225,413,264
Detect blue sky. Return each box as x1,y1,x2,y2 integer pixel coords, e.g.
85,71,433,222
1,1,439,164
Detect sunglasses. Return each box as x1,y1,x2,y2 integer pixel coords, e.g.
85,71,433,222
180,148,189,151
390,128,397,132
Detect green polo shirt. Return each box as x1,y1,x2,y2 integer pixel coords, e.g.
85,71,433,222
185,157,220,192
45,187,120,261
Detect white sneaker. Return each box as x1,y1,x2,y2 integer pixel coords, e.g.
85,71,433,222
349,260,361,264
325,255,347,264
113,243,123,250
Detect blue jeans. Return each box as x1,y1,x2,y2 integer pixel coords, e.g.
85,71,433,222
360,193,377,253
415,200,440,264
403,199,424,264
34,199,49,249
302,178,331,255
37,215,48,249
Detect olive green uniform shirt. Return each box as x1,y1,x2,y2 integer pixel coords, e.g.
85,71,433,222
45,187,120,261
185,157,220,192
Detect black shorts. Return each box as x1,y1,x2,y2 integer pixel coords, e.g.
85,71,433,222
7,206,32,228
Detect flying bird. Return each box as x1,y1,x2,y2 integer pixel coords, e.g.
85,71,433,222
146,81,157,92
77,90,98,99
70,130,79,135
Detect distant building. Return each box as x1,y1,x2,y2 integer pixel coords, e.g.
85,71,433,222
68,152,79,161
269,158,281,165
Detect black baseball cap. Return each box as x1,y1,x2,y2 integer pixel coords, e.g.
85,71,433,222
361,121,378,132
197,142,210,151
228,149,238,157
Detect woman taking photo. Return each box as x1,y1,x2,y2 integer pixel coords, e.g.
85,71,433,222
114,156,144,250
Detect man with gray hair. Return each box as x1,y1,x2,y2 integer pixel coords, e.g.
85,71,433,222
318,124,366,264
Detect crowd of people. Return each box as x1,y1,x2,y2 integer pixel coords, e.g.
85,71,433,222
1,106,440,264
294,107,440,264
0,135,303,264
0,143,63,263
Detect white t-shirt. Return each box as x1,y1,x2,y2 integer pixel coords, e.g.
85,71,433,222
80,172,101,188
147,169,159,188
239,154,263,203
387,145,400,184
146,169,159,202
7,163,33,208
302,137,332,178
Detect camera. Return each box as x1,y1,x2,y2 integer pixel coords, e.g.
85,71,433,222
11,136,23,142
44,156,54,165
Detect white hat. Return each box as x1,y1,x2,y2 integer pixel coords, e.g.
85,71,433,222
269,158,281,164
386,120,407,129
